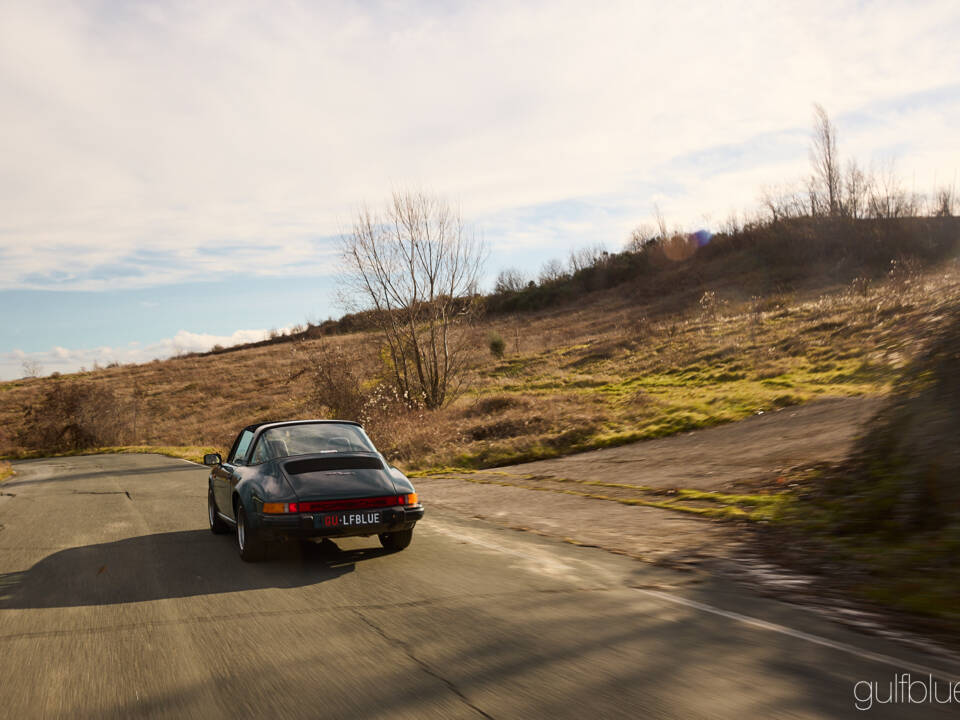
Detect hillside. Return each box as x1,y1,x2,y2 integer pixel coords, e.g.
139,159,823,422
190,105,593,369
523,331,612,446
2,217,959,472
765,305,960,631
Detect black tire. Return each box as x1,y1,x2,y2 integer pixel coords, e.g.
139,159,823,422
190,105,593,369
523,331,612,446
379,528,413,552
236,505,265,562
208,488,230,534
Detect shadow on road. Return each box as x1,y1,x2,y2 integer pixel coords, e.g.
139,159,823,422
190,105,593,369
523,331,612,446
4,463,205,488
74,584,890,720
0,530,386,609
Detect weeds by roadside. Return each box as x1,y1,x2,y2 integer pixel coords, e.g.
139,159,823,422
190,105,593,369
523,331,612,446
1,445,221,466
758,309,960,633
421,469,792,522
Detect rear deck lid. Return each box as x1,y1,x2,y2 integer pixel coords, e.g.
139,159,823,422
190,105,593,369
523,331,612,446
282,454,397,499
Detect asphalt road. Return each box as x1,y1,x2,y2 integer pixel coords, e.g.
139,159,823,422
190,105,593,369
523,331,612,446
1,454,958,719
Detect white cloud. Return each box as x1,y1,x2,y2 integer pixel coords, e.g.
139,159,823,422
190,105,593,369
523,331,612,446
0,0,958,291
0,326,292,381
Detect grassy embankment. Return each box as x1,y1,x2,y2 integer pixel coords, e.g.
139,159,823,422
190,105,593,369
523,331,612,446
1,217,957,477
411,467,789,521
422,266,956,471
2,263,958,473
760,310,960,633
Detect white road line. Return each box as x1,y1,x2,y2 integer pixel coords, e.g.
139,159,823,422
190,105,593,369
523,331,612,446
425,516,958,681
634,588,957,680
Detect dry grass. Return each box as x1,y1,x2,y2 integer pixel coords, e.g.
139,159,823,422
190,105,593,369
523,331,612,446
3,445,219,466
0,460,13,483
2,263,959,470
423,469,789,522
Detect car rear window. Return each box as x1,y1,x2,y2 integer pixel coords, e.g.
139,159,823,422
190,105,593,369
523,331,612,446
258,424,376,459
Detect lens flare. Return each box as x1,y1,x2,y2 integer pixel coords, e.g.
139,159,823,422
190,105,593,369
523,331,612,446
693,229,713,247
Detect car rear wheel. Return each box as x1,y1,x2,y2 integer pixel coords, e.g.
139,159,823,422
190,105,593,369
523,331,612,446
236,506,265,562
208,489,230,534
379,528,413,552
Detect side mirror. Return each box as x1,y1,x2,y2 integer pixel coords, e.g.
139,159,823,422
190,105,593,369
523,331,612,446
203,453,222,467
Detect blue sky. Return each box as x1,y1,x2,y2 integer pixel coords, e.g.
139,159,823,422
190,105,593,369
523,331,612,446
1,0,959,379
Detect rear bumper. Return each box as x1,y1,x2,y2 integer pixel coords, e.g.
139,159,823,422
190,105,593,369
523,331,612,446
259,505,424,539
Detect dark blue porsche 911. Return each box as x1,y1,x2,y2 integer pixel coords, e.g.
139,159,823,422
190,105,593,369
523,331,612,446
204,420,423,561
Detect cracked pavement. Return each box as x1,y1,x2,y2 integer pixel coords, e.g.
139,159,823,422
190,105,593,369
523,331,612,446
1,453,958,718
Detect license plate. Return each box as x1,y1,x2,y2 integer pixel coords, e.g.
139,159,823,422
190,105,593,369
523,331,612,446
314,511,381,529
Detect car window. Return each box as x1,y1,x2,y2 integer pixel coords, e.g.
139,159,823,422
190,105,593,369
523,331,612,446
249,438,271,465
259,424,375,457
231,430,255,464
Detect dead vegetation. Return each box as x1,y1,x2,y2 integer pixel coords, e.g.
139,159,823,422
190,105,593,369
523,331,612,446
17,381,128,451
3,255,959,471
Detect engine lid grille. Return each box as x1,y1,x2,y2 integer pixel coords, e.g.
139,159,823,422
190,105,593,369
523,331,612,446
284,456,384,474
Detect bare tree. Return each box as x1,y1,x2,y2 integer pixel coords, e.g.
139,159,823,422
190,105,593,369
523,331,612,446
21,358,42,378
340,190,487,409
719,211,742,236
804,174,824,217
843,159,873,219
494,268,527,293
933,183,956,217
538,258,566,284
653,203,669,241
810,103,842,216
625,223,657,251
760,182,806,222
868,158,921,219
567,243,607,274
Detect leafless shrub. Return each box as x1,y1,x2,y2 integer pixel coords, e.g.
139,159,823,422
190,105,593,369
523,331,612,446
567,244,608,274
868,159,922,219
306,342,372,420
17,381,126,451
760,183,804,222
634,315,653,340
933,184,956,217
465,394,526,417
487,332,506,359
653,203,669,241
699,291,718,319
495,268,528,294
304,342,408,434
21,358,42,378
887,257,922,298
625,223,657,251
850,276,872,298
538,258,567,284
719,212,743,236
843,159,873,219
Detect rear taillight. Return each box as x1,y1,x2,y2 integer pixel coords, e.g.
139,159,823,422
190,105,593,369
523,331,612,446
262,502,298,514
293,495,420,512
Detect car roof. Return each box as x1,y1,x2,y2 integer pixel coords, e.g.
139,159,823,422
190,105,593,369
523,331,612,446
242,419,362,435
